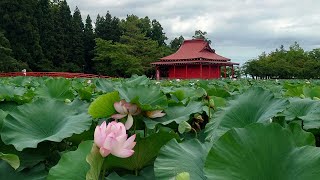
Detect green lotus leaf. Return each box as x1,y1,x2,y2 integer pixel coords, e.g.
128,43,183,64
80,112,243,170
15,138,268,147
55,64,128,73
283,98,318,121
106,166,155,180
35,78,75,101
105,131,177,171
48,141,93,180
284,83,304,97
94,78,116,93
303,86,320,99
7,76,34,87
86,144,104,180
204,86,231,98
210,96,227,108
0,85,26,101
154,139,211,180
0,152,19,170
283,98,320,129
144,101,204,129
0,140,48,171
1,99,92,151
0,109,7,129
205,87,288,141
123,75,151,86
88,91,120,118
287,122,315,146
170,87,206,101
175,172,190,180
204,123,320,180
116,85,168,111
0,161,47,180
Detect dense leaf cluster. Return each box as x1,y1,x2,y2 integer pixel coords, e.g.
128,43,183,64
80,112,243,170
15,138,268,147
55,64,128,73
1,76,320,179
242,42,320,79
0,0,173,77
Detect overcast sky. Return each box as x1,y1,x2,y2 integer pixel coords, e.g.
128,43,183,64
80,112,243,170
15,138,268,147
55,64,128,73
66,0,320,65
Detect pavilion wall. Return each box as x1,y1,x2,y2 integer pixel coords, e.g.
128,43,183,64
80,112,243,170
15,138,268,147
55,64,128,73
168,64,221,79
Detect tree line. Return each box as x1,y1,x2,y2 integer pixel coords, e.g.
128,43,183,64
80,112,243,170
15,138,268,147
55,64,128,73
0,0,193,77
242,42,320,79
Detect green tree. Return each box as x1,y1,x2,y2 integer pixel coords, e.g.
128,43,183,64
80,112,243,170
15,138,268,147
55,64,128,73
150,19,168,46
0,0,44,71
83,15,95,73
119,15,161,76
93,14,166,77
68,6,85,72
93,38,142,77
34,0,55,71
0,31,28,72
51,0,73,71
138,16,152,38
95,12,122,42
192,30,211,44
242,42,319,79
170,35,184,51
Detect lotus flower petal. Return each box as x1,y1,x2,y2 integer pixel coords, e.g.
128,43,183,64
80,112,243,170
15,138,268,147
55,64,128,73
146,110,166,118
112,149,135,158
99,147,111,157
94,121,107,148
125,114,134,130
111,114,127,120
114,100,128,114
123,134,136,149
94,121,136,158
127,104,140,115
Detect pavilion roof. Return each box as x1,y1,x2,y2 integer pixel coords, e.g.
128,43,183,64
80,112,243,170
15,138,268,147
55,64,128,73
151,60,239,66
160,39,230,61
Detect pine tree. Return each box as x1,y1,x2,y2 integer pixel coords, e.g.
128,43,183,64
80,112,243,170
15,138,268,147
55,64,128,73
0,31,28,72
34,0,55,71
69,6,85,72
150,19,167,46
51,0,73,71
170,35,184,51
95,11,122,42
0,0,44,71
83,15,95,73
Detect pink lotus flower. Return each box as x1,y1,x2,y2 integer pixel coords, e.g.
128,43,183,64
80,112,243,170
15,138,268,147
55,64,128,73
111,100,141,130
94,121,136,158
146,110,166,118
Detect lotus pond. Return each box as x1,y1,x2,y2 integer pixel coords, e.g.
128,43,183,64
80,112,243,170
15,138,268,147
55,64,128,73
1,75,320,180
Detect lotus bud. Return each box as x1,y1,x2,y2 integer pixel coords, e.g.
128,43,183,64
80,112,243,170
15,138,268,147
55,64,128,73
209,98,215,108
178,121,192,134
194,113,204,123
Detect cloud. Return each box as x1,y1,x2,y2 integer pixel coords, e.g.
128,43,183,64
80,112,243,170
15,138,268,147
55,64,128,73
66,0,320,64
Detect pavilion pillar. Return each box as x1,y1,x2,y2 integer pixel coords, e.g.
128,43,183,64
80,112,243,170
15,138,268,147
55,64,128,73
173,65,176,78
209,65,211,78
200,64,203,79
231,65,234,79
224,66,227,78
185,64,188,79
156,66,160,80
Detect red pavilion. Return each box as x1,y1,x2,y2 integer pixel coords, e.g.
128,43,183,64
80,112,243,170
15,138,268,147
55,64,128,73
152,39,239,80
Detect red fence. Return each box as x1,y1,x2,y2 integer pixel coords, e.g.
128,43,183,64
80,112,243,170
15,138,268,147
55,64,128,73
0,72,111,78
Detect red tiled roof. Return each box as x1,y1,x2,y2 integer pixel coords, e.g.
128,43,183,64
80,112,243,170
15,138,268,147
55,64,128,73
151,60,239,65
160,39,230,61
